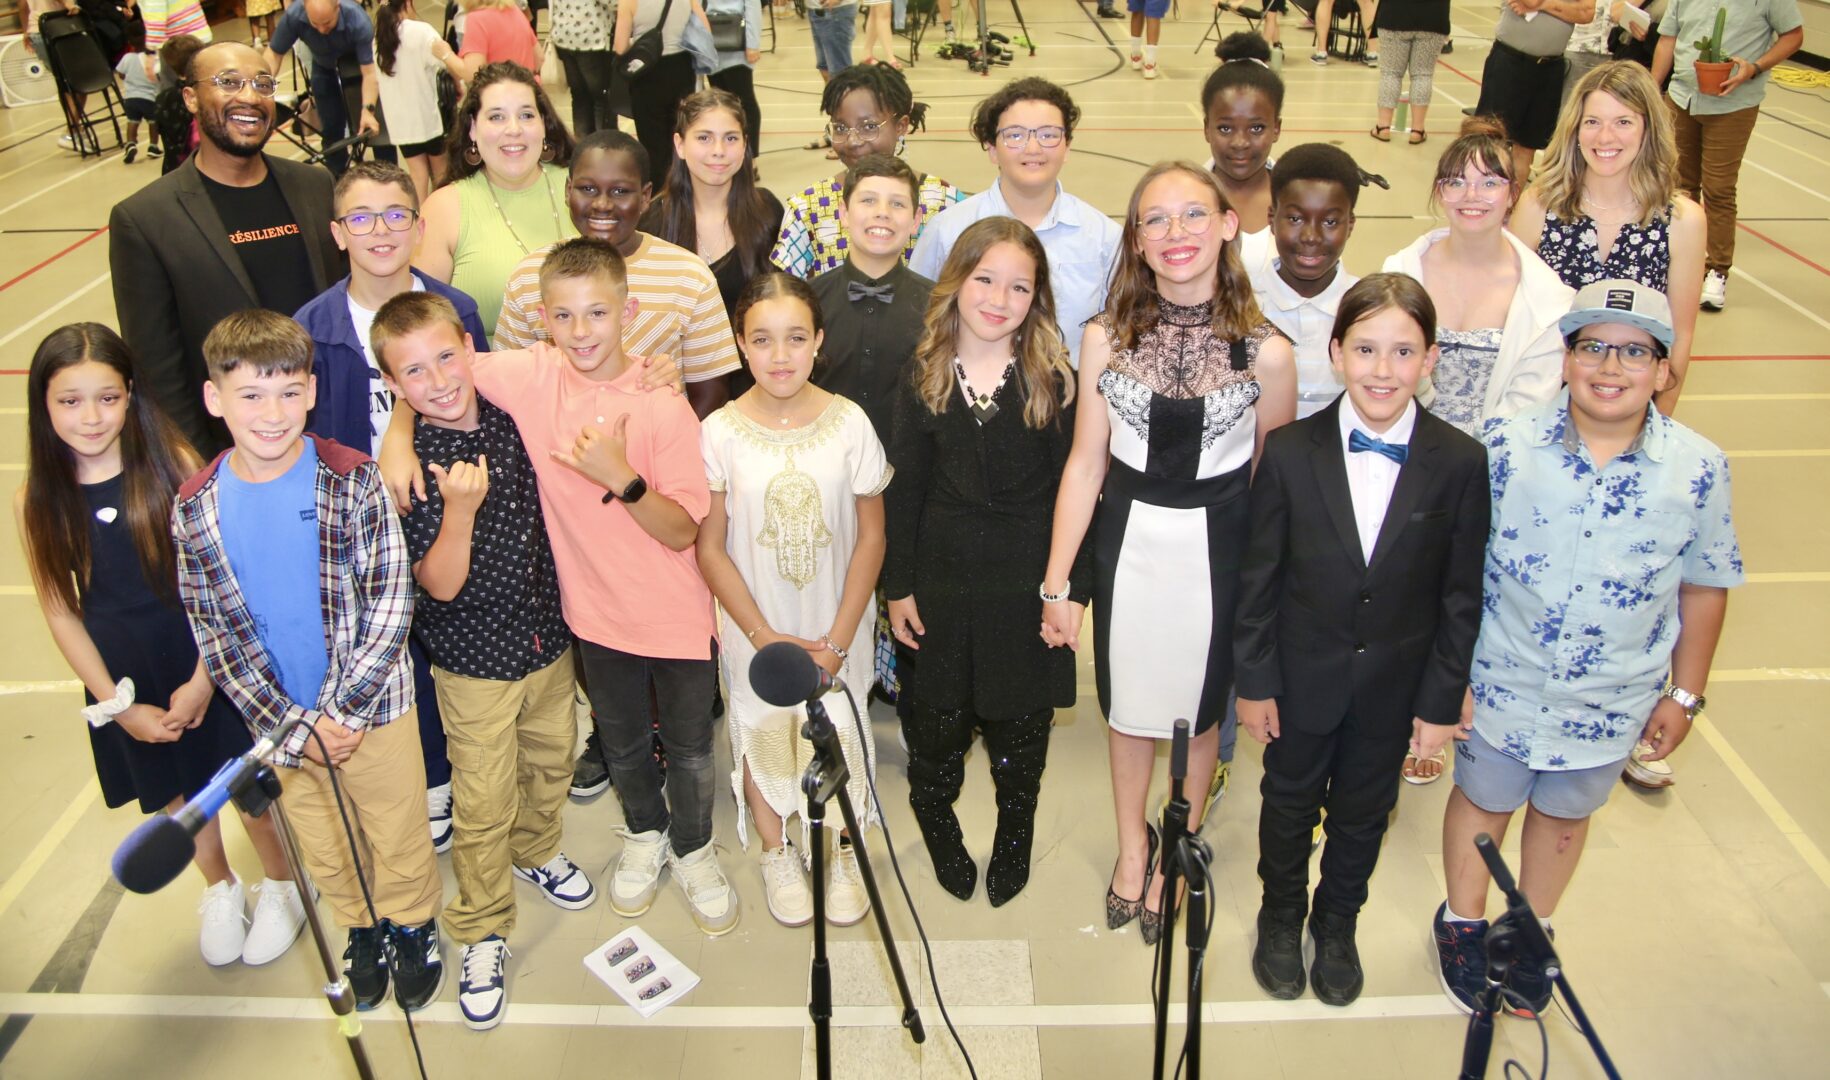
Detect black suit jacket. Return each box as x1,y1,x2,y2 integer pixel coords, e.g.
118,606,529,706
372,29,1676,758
1234,396,1490,736
109,155,343,455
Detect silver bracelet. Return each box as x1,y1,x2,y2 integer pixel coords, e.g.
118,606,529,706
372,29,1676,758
820,634,849,661
1038,580,1071,604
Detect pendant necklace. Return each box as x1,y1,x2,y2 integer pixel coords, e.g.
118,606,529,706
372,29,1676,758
486,169,564,255
956,358,1014,425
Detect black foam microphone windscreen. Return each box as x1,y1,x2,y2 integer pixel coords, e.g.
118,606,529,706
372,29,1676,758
112,814,198,895
750,640,825,707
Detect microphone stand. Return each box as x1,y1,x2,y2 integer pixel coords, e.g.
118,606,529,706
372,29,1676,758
1150,721,1193,1080
801,696,926,1080
1458,834,1620,1080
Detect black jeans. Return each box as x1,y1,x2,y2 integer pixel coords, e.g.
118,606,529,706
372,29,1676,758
580,640,716,857
707,64,761,159
557,47,617,137
627,51,695,188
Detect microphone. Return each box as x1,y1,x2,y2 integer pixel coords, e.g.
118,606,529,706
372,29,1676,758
112,718,303,894
1170,719,1190,782
749,640,842,708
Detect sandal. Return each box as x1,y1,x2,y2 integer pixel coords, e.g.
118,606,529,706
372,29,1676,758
1402,747,1449,785
1104,823,1159,930
1370,125,1392,143
1409,129,1428,145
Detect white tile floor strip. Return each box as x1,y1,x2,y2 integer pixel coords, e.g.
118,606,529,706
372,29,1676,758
1693,715,1830,893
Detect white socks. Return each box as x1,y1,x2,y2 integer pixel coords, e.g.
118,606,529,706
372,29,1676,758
1144,44,1159,66
1130,35,1142,57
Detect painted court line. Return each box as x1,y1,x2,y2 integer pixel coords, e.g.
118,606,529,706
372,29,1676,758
0,784,98,922
0,273,110,352
1723,449,1830,459
1730,266,1830,334
1743,572,1830,584
1711,669,1830,683
1693,716,1830,894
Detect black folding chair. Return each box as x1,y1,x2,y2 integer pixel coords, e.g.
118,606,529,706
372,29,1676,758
1198,3,1265,54
40,12,127,158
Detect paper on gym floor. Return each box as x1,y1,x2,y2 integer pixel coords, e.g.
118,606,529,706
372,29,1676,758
583,926,700,1017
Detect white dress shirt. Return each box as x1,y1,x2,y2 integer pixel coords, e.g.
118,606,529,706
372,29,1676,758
1338,397,1417,563
1253,260,1358,419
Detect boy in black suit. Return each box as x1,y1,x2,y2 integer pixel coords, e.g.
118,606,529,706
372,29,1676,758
1235,272,1490,1006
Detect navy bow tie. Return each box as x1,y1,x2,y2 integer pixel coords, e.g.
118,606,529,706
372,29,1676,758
848,280,894,304
1349,428,1409,464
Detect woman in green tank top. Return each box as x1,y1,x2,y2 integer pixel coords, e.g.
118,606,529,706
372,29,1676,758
417,63,579,333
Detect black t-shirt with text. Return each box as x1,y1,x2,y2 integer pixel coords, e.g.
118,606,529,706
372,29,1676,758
201,170,319,317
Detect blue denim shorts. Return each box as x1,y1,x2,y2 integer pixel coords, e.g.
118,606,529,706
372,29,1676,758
1128,0,1172,19
808,5,858,73
1452,729,1624,820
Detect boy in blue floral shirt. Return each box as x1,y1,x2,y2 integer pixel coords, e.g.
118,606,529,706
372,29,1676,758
1432,281,1742,1018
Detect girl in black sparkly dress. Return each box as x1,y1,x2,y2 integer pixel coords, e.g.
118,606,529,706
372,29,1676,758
884,218,1087,906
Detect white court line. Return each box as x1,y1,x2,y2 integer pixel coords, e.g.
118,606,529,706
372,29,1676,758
1743,572,1830,584
1711,669,1830,682
0,680,82,693
1741,157,1830,206
0,784,98,921
1723,449,1830,459
0,991,1464,1027
1693,715,1830,893
1751,127,1830,172
0,272,111,351
1730,266,1830,334
1684,394,1830,402
0,158,113,218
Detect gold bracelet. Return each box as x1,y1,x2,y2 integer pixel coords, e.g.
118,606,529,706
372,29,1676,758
746,625,766,641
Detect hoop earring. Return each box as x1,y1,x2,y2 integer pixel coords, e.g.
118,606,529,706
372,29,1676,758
463,142,482,167
540,139,557,163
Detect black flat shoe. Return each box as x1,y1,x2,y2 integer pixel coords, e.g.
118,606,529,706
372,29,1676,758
1105,824,1158,929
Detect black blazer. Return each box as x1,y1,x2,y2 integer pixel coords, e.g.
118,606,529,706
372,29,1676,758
109,155,343,455
1234,397,1489,736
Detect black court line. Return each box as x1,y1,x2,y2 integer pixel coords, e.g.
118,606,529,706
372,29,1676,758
0,878,127,1063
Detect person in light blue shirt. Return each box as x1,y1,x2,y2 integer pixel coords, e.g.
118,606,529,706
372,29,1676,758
1430,279,1742,1017
908,78,1120,369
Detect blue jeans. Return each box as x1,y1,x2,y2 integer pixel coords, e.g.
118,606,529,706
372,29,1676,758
581,641,717,857
808,4,858,73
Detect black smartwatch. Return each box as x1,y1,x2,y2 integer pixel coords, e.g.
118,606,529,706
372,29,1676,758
601,475,648,504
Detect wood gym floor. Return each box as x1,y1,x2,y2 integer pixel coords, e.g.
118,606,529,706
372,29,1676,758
0,3,1827,1077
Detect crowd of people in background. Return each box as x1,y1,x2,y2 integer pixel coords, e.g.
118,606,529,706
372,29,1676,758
13,0,1803,1037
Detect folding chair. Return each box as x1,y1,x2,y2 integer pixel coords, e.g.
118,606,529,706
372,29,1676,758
40,13,126,158
1197,3,1264,54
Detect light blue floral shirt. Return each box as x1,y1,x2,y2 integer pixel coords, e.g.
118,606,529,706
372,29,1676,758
1469,390,1743,771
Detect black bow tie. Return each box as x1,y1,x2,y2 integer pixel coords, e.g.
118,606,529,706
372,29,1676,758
848,280,894,304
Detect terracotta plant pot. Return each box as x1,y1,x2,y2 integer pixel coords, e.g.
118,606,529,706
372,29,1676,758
1694,60,1734,96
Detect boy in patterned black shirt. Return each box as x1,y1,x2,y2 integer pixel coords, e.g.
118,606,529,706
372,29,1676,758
373,292,589,1032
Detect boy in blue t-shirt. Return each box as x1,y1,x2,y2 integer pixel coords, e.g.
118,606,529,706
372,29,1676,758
114,25,162,165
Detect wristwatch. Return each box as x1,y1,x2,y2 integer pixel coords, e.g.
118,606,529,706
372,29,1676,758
600,475,648,504
1662,684,1705,721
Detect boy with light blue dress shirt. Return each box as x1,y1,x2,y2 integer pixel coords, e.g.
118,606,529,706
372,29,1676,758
908,78,1120,369
1431,280,1742,1020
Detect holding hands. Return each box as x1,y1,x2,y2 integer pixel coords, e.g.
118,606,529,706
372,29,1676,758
1039,598,1085,651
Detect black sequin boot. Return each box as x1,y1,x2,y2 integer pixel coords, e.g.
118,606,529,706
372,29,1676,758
905,706,978,901
984,710,1054,907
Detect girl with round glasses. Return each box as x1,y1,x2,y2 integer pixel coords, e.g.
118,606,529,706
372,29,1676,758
1382,117,1571,437
1045,162,1295,945
770,63,964,280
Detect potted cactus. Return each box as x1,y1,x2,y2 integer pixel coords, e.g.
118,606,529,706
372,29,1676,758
1693,6,1734,96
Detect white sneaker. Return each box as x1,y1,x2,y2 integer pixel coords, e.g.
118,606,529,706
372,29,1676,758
1129,53,1143,71
1623,740,1677,789
827,840,870,926
198,877,248,966
427,783,453,853
670,842,740,936
609,828,670,916
513,851,597,910
56,134,75,151
1143,62,1159,80
760,844,813,927
1701,269,1727,311
458,936,511,1031
241,879,306,965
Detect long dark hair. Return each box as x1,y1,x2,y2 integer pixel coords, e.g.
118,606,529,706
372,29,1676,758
375,0,407,77
23,325,197,614
654,90,775,278
442,62,575,186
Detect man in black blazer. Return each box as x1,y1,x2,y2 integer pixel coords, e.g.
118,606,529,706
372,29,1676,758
110,41,344,456
1234,274,1490,1007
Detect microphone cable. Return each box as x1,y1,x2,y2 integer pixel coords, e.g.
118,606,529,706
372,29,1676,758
300,724,432,1080
834,682,979,1080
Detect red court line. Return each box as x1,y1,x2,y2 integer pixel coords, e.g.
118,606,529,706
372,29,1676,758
0,226,108,293
1735,222,1830,278
1436,58,1484,88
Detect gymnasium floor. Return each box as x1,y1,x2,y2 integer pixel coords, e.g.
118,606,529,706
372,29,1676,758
2,3,1829,1077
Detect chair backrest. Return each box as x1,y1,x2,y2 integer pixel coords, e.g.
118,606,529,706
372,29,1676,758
47,24,116,95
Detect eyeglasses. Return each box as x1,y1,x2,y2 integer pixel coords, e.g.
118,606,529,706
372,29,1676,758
995,124,1066,150
1570,338,1662,371
1137,206,1216,242
827,118,888,144
336,207,419,235
191,72,280,97
1437,175,1511,200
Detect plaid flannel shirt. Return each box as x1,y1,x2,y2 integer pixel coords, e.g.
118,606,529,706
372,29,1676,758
173,435,415,767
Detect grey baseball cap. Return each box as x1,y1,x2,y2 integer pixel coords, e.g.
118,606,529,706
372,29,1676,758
1560,279,1675,352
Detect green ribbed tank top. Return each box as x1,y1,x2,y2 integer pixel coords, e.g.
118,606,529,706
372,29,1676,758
451,164,578,334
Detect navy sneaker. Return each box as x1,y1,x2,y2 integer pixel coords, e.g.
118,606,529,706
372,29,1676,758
1500,916,1555,1017
1432,901,1490,1014
458,935,511,1030
343,925,389,1010
388,918,445,1012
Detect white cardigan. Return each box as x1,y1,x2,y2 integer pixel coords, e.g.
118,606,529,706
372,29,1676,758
1382,227,1575,423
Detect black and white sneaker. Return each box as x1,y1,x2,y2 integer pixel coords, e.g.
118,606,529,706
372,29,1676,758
146,143,163,157
123,143,138,164
570,729,610,800
513,852,597,910
343,925,390,1010
458,935,511,1030
427,783,454,853
388,918,445,1013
